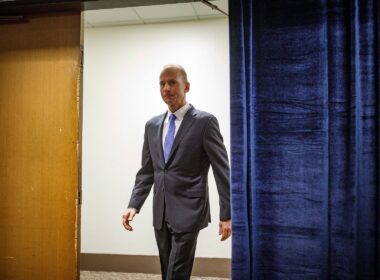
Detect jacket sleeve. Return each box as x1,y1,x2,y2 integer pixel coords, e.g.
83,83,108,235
127,123,154,212
203,116,231,221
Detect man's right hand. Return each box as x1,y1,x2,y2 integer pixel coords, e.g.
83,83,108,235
122,208,137,231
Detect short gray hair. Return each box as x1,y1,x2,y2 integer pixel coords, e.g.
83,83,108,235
161,64,188,83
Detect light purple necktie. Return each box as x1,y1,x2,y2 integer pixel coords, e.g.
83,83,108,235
164,114,176,162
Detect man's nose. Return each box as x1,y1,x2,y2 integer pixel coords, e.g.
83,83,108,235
163,83,171,91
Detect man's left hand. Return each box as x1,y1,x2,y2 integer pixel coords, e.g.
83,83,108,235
219,219,232,241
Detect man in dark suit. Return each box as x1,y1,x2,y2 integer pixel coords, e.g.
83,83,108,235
122,64,231,280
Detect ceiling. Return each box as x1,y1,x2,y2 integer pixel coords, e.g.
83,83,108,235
84,0,228,28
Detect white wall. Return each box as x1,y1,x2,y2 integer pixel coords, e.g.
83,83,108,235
81,18,230,258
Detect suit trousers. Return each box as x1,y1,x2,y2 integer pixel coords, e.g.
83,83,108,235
154,222,199,280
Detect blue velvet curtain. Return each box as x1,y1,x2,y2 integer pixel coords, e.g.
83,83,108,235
229,0,379,279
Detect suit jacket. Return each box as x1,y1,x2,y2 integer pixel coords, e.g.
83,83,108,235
128,104,230,233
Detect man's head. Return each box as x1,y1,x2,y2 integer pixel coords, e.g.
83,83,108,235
159,64,190,112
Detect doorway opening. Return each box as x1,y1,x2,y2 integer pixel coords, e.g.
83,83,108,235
80,1,230,278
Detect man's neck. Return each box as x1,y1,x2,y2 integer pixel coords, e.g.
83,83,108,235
168,102,186,113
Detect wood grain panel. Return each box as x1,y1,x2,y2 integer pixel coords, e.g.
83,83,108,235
0,13,82,280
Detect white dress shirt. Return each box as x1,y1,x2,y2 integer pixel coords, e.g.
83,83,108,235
162,102,190,149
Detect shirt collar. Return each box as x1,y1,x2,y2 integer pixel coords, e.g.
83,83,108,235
167,102,190,121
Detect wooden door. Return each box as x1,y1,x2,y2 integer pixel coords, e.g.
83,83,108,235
0,12,82,280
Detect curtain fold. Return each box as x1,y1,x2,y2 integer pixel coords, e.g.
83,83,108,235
229,1,379,279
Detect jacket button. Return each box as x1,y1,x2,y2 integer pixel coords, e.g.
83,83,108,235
164,169,168,173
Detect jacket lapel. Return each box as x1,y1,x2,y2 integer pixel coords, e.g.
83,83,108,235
157,112,167,165
165,105,196,166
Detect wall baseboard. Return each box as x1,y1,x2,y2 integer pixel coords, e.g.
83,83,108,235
80,253,231,278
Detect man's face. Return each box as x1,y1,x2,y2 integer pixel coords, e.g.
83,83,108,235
159,68,189,111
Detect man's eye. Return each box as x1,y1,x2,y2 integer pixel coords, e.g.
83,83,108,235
159,80,177,87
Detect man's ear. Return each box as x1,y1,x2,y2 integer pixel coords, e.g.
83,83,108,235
185,82,190,93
